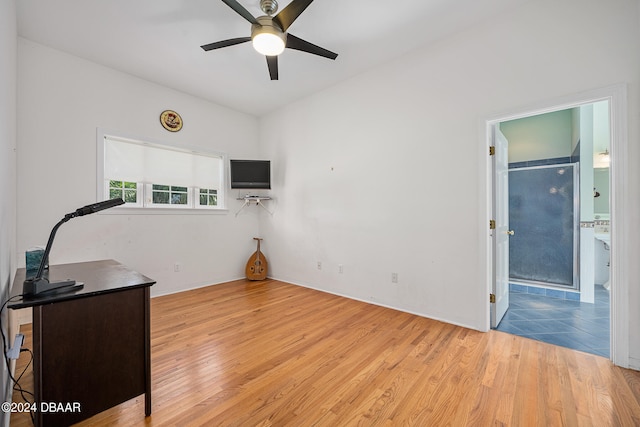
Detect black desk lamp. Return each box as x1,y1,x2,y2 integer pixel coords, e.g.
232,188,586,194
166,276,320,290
22,198,125,299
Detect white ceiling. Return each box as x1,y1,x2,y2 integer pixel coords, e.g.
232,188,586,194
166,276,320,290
17,0,531,116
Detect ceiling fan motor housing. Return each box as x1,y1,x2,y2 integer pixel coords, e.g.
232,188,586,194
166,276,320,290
260,0,278,15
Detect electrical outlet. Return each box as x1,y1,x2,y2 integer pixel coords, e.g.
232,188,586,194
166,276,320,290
338,264,344,274
174,263,181,272
7,333,24,360
317,261,322,270
391,272,398,283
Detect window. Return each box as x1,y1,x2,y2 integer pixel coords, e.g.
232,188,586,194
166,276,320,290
109,180,139,204
199,188,218,207
151,184,188,206
98,132,226,211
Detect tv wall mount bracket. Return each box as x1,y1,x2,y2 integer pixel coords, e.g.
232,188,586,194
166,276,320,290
235,196,273,217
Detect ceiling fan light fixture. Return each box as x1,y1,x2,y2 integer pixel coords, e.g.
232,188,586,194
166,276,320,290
251,17,286,56
252,32,285,55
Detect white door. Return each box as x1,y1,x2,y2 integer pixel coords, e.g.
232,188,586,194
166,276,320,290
491,126,510,328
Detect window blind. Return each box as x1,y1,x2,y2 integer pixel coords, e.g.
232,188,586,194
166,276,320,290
104,136,221,189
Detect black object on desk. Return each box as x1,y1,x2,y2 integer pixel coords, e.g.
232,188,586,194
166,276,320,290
22,198,124,299
9,259,155,427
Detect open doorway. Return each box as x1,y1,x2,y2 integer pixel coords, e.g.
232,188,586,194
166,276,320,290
486,85,627,364
493,103,610,357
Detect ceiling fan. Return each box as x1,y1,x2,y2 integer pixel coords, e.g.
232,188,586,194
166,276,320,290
201,0,338,80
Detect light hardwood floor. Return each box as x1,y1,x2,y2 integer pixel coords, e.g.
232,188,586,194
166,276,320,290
11,279,640,426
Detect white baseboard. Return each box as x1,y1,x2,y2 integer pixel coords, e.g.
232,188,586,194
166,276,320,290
270,275,480,332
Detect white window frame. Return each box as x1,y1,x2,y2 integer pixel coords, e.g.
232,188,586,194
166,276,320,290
145,183,192,209
97,129,227,213
106,179,144,208
196,187,219,209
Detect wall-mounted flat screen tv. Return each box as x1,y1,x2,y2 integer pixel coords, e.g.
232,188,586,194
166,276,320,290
230,159,271,189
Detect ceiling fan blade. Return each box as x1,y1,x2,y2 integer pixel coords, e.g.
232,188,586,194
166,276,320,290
273,0,314,32
266,55,278,80
286,34,338,60
221,0,260,25
201,37,251,51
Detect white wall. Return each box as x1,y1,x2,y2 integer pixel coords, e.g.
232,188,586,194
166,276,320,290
0,0,17,415
580,105,596,222
258,0,640,362
579,105,596,304
17,39,260,296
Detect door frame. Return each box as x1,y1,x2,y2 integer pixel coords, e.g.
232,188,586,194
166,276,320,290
480,84,629,367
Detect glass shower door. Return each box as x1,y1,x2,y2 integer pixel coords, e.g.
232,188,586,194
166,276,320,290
508,164,579,289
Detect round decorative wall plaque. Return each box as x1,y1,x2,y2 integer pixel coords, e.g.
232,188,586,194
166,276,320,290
160,110,183,132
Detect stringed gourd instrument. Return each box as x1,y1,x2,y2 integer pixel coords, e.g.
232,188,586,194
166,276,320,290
245,237,268,280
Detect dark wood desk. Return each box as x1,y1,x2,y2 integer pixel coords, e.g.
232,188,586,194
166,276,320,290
9,259,155,427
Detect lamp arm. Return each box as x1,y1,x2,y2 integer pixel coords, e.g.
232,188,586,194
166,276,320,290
34,213,75,280
22,198,123,299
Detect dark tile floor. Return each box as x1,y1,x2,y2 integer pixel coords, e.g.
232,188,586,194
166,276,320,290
496,285,610,357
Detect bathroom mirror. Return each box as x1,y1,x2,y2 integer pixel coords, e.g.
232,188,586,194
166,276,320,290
593,167,610,218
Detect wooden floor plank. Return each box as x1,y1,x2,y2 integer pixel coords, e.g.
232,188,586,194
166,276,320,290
10,278,640,426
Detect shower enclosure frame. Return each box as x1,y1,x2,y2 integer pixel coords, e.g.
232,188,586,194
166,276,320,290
507,162,580,291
